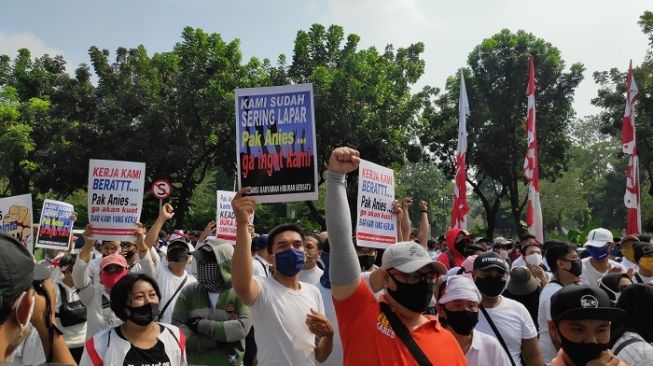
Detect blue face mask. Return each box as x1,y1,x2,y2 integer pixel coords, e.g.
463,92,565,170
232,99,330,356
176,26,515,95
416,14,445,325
586,245,609,260
275,248,305,276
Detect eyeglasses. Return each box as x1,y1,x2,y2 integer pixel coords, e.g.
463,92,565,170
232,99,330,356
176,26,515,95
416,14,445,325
389,270,438,285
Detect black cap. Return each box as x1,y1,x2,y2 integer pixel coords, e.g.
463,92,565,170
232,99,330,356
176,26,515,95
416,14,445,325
473,252,509,273
252,234,268,251
633,242,653,263
551,284,625,323
0,233,35,300
193,242,217,263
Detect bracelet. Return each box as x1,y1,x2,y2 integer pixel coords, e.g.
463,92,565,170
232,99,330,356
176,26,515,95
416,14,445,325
421,210,428,213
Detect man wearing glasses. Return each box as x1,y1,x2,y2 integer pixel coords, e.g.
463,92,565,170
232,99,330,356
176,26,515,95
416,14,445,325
325,146,467,365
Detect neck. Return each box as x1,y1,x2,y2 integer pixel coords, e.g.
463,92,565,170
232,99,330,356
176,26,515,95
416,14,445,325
121,321,157,337
449,327,473,354
554,270,576,286
481,295,501,308
590,257,609,272
273,272,300,290
167,262,187,277
302,262,317,270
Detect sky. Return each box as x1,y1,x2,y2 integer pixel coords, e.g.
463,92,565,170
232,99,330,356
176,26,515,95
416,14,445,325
1,0,650,117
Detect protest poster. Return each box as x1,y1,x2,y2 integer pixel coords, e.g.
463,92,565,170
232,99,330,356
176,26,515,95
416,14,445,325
235,83,318,203
35,199,74,250
0,194,34,252
216,190,254,244
87,159,146,241
355,159,397,249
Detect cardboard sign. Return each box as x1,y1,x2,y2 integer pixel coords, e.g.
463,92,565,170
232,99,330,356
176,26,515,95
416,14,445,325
36,199,74,250
355,159,397,249
235,83,318,203
87,159,146,241
0,194,33,252
216,190,254,244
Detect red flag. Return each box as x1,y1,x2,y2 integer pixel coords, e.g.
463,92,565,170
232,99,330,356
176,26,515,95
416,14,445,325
622,61,641,235
451,71,470,229
523,57,544,243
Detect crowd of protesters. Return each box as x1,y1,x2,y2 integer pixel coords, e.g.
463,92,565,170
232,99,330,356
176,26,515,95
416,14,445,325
0,146,652,365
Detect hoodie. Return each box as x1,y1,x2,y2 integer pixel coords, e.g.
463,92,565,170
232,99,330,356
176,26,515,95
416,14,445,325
436,228,468,270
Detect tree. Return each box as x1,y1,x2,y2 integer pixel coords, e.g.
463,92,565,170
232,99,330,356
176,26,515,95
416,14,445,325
422,29,584,237
281,24,434,228
592,11,653,198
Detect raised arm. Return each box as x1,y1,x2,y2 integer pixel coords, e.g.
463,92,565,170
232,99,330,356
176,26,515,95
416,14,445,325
326,147,362,301
144,203,174,247
392,200,404,242
230,188,260,305
400,197,413,241
134,223,155,277
418,200,429,247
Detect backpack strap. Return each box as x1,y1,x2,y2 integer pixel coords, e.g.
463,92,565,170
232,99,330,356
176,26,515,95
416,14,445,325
379,302,433,366
614,337,645,356
160,324,187,360
480,306,517,366
84,337,103,366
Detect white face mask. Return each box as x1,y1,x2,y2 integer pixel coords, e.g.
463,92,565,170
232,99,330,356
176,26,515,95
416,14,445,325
525,253,543,266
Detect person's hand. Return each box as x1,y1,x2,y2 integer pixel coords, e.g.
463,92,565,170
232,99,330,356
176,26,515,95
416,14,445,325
305,308,334,338
527,264,547,284
187,317,202,333
608,264,623,274
626,267,635,279
328,147,360,174
202,220,216,236
232,187,256,225
419,200,428,212
82,224,95,247
392,200,403,217
403,197,413,208
586,350,620,366
134,222,146,250
160,203,175,221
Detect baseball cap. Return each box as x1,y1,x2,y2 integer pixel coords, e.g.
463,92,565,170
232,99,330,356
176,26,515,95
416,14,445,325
168,239,195,253
33,262,52,281
633,242,653,263
461,255,478,273
381,242,446,275
473,252,509,273
0,233,35,300
168,229,186,242
507,266,539,296
584,228,614,248
493,237,513,249
100,254,128,271
551,284,625,323
252,234,268,251
438,275,481,304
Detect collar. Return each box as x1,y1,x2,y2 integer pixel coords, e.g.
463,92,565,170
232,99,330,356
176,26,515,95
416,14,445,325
470,330,483,351
254,254,269,265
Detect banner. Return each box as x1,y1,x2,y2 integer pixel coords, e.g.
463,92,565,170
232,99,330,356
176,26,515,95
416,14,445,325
0,194,33,252
87,159,146,241
235,83,318,203
216,190,254,244
35,199,74,250
355,159,396,249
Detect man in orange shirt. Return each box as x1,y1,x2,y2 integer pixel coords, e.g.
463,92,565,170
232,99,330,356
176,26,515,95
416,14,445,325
325,146,468,366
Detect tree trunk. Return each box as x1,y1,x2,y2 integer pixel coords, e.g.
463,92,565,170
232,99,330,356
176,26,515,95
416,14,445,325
305,201,326,231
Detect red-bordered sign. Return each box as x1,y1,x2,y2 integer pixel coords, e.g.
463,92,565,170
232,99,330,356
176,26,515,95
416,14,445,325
151,179,172,200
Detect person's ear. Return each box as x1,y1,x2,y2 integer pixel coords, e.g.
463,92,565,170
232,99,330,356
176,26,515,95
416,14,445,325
548,320,560,343
15,289,34,327
381,269,395,291
435,303,445,319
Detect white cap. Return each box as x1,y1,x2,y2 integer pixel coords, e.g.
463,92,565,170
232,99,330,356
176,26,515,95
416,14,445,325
584,228,614,248
438,275,482,304
382,242,446,275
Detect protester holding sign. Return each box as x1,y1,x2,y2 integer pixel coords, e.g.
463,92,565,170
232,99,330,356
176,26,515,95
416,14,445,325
0,193,34,251
325,146,466,365
36,199,75,250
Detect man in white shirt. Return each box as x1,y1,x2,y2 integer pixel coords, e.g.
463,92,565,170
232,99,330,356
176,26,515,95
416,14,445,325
251,234,271,278
299,232,324,285
473,252,543,366
619,235,640,271
437,275,512,366
231,189,334,366
155,239,197,324
580,228,623,288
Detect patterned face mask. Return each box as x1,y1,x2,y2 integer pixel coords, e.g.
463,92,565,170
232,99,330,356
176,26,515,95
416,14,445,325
197,262,229,293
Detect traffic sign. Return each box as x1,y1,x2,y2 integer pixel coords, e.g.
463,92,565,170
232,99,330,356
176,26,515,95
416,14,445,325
151,179,172,200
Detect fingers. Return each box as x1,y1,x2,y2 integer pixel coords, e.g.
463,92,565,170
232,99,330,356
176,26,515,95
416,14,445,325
234,187,252,199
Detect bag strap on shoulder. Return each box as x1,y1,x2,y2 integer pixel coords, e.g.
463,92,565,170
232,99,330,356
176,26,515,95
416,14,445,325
157,275,189,321
480,306,517,366
379,302,433,366
614,337,645,355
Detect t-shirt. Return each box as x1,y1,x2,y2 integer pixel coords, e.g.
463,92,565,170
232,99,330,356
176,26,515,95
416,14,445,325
503,287,541,330
611,331,653,366
476,296,538,366
633,272,653,284
252,255,270,278
580,257,623,288
250,276,325,366
334,281,467,366
117,327,172,366
155,261,197,324
621,257,639,272
537,281,562,364
466,329,512,366
317,283,343,366
299,266,324,285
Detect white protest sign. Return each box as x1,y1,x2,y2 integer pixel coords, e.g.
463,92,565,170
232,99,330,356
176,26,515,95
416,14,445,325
355,159,396,249
87,159,146,241
216,190,254,244
0,194,33,252
35,199,74,250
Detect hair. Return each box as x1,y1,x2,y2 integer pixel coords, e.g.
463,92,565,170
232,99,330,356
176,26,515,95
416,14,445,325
266,223,304,254
304,232,323,251
521,243,540,256
613,284,653,344
520,233,536,243
0,291,23,324
59,253,77,267
110,272,161,322
427,239,437,250
544,240,576,273
638,233,652,243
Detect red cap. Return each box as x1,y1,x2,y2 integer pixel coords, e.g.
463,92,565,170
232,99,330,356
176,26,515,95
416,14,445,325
100,254,128,271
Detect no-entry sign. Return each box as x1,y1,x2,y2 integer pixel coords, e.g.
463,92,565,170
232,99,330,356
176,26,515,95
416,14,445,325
151,179,172,200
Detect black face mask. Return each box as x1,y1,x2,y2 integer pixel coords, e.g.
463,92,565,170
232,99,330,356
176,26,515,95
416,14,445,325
558,328,607,366
387,273,433,313
562,259,583,277
455,239,469,255
358,255,375,271
167,247,189,262
474,276,506,297
123,251,136,260
127,303,160,326
443,308,479,336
